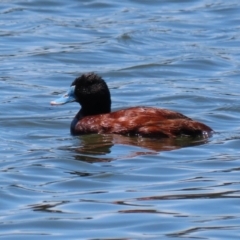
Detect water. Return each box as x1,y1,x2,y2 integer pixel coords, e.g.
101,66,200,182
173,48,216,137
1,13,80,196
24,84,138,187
1,0,240,239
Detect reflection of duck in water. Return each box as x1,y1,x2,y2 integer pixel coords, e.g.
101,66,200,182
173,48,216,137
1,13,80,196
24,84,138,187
71,133,209,163
51,73,213,139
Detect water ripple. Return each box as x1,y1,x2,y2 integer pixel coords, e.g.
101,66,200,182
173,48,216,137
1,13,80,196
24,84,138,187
1,0,240,239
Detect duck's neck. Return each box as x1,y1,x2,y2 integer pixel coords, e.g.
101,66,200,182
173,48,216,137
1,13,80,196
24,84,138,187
70,106,111,135
70,110,82,135
80,104,111,116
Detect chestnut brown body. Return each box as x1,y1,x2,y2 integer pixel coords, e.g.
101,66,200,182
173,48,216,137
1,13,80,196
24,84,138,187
73,107,212,138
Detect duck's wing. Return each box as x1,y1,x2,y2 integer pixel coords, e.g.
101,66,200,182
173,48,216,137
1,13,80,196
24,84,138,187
136,119,213,138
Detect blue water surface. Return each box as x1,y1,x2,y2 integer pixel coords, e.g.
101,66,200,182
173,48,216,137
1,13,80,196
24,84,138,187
1,0,240,239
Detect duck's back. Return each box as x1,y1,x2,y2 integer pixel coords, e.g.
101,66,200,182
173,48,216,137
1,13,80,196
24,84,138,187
73,107,212,138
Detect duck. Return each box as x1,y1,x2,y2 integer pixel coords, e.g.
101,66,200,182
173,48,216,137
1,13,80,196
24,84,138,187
50,73,213,138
